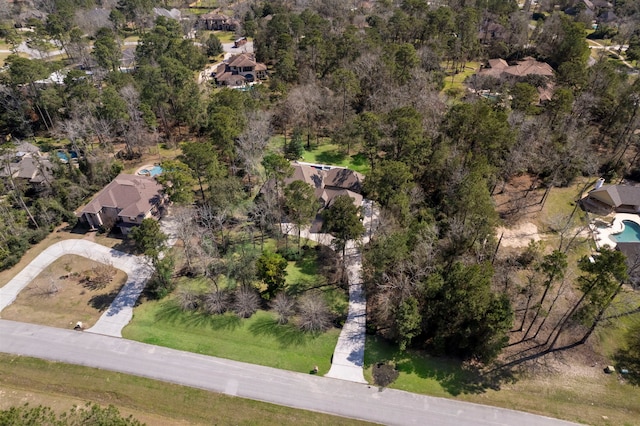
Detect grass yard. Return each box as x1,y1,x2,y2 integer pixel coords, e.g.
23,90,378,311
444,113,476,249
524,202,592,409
215,31,238,43
1,255,127,329
123,307,340,373
441,61,480,97
0,51,11,67
532,177,594,233
125,240,344,373
365,334,640,426
269,135,370,174
0,354,371,426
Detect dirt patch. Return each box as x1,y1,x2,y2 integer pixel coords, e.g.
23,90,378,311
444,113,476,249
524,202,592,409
1,255,127,329
496,222,542,248
493,175,545,224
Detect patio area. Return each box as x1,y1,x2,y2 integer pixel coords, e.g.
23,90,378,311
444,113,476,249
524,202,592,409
591,213,640,249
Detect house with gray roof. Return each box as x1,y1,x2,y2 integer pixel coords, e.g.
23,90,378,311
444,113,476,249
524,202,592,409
261,162,365,232
76,174,167,234
616,242,640,288
0,142,54,189
583,184,640,214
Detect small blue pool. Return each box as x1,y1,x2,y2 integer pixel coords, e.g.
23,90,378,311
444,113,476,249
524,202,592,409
56,151,78,162
613,220,640,243
140,165,163,177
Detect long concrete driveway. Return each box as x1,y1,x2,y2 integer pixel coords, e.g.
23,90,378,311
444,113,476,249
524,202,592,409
283,199,378,383
0,319,577,426
0,239,152,337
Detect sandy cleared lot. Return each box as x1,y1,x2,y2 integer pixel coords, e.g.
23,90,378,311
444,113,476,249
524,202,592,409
1,255,127,329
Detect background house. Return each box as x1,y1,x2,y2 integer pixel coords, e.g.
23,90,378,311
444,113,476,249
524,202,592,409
76,174,167,234
213,53,267,86
0,141,54,189
198,11,239,31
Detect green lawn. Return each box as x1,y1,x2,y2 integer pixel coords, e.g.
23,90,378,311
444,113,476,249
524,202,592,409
124,307,339,373
125,238,344,374
364,314,640,426
0,354,370,425
364,335,477,397
215,31,238,43
441,61,480,97
269,136,370,174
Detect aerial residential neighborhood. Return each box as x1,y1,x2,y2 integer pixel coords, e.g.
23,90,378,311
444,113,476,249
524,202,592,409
1,0,640,425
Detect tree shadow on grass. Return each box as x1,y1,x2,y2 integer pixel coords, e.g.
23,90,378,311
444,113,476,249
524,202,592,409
295,253,318,276
612,349,640,386
364,336,516,396
248,315,310,348
350,153,368,167
154,301,240,331
88,290,120,311
316,149,347,165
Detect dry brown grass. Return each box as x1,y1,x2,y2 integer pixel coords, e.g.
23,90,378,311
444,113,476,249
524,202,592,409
1,255,127,329
0,355,371,426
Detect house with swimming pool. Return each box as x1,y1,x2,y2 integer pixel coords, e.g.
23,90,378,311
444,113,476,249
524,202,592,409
76,174,167,234
583,180,640,286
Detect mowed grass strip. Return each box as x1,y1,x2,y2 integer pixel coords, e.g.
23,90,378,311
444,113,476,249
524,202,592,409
365,328,640,426
123,306,340,373
0,354,372,426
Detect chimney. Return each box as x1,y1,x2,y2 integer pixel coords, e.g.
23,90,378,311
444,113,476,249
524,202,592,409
594,178,605,190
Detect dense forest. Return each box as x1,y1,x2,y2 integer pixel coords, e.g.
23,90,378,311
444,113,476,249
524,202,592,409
1,0,640,365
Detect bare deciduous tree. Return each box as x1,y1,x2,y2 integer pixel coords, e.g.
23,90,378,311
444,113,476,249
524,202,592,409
236,111,271,184
297,292,332,332
173,206,201,273
204,288,230,315
176,287,199,311
271,292,296,324
233,286,260,318
90,260,116,289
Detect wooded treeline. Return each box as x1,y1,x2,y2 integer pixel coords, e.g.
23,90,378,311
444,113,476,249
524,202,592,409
1,0,639,362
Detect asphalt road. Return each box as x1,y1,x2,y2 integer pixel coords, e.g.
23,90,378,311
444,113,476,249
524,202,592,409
0,320,578,426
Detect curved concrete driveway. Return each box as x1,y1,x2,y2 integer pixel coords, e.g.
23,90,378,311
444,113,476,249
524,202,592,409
0,320,578,426
0,240,152,337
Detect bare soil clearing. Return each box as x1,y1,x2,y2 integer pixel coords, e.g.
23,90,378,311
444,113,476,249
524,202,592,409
1,255,127,329
496,222,542,248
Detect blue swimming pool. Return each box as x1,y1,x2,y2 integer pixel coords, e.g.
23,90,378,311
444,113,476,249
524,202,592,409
140,165,163,177
613,220,640,243
56,151,78,162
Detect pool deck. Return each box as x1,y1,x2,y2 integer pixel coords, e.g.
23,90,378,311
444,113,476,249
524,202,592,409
591,213,640,249
135,164,156,176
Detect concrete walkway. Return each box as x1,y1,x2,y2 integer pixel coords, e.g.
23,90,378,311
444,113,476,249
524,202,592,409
284,199,379,383
0,239,152,338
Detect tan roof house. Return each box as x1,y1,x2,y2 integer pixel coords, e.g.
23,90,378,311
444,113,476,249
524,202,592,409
77,174,167,234
479,57,554,79
284,163,364,209
213,53,267,86
198,11,239,31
